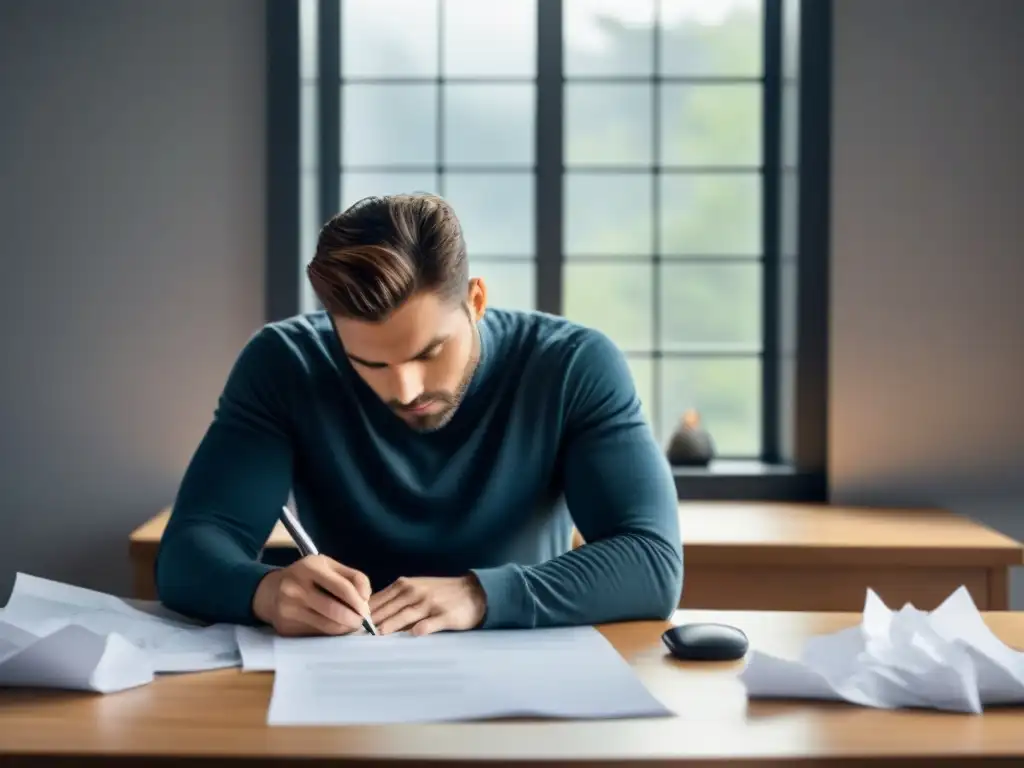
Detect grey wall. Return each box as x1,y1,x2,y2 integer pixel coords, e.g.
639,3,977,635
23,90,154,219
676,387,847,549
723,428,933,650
0,1,266,597
830,0,1024,606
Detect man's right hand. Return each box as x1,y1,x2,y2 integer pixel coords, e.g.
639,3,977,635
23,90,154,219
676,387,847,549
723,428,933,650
252,555,372,636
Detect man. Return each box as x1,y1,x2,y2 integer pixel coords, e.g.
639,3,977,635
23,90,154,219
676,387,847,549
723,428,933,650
156,193,683,637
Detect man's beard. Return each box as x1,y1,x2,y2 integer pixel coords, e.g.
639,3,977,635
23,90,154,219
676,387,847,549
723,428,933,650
392,323,481,432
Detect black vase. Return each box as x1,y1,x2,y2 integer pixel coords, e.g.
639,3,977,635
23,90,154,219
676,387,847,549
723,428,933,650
666,410,716,466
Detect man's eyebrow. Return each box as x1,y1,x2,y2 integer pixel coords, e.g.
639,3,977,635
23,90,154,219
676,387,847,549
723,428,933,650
347,335,448,368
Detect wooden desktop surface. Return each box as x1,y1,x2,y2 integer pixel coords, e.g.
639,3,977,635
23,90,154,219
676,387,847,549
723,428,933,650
130,502,1024,611
1,609,1022,766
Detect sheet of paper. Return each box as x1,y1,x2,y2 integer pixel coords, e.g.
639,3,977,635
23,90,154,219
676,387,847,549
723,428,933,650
0,621,153,693
236,624,374,672
235,626,275,672
267,626,671,725
739,586,1023,713
2,573,239,673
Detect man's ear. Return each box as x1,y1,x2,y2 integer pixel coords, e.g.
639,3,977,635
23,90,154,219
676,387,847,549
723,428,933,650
467,277,487,321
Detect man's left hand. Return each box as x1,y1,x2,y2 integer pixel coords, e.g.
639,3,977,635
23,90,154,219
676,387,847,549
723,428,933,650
369,575,487,636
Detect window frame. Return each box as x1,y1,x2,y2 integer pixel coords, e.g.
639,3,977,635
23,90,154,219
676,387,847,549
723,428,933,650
264,0,831,501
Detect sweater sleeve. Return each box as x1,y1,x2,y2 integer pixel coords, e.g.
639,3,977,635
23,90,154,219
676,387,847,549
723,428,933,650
155,327,295,625
472,329,683,628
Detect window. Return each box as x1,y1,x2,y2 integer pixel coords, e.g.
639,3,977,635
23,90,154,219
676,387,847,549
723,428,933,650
560,1,765,458
280,0,829,487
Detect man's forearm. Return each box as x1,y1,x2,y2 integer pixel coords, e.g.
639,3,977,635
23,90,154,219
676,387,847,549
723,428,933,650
472,526,683,629
156,519,277,625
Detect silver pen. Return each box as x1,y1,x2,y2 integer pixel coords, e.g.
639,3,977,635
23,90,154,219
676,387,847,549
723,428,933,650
279,505,378,635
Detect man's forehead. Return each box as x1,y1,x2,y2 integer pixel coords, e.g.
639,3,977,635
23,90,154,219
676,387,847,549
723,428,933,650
335,292,459,362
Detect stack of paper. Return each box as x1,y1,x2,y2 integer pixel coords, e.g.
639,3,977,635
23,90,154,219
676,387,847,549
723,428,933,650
235,625,275,672
267,626,672,725
0,620,153,693
2,573,240,676
739,586,1024,712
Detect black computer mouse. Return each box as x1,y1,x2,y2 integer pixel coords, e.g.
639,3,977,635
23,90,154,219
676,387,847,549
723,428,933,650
661,622,749,661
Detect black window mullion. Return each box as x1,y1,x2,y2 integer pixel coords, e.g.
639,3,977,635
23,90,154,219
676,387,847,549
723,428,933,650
265,0,301,321
317,0,340,224
761,0,783,462
535,0,563,315
651,0,663,443
437,0,445,196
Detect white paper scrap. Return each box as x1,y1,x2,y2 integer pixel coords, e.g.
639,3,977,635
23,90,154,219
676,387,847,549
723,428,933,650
739,586,1024,713
0,620,153,693
3,573,239,673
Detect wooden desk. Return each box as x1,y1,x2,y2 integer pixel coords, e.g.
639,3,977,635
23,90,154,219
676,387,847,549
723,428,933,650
130,502,1024,611
1,609,1022,766
678,502,1023,612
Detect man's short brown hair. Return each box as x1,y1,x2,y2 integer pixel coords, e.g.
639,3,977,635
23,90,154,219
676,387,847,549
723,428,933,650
306,193,468,321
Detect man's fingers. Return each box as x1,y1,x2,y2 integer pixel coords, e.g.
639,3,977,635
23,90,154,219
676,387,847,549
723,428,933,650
371,588,417,627
368,580,401,613
298,605,351,636
328,561,372,601
303,585,365,629
308,559,370,617
410,614,447,636
369,575,419,615
351,570,372,601
378,604,429,635
279,603,351,637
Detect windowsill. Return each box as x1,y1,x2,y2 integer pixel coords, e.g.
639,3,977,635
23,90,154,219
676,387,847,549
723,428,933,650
671,460,826,502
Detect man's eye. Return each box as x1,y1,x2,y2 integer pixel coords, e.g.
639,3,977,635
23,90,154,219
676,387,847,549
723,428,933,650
418,346,441,361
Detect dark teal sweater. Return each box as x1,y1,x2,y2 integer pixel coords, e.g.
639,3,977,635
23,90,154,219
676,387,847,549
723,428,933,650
156,309,683,629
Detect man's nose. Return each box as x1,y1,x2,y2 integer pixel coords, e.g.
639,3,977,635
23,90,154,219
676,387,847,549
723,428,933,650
392,365,424,406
